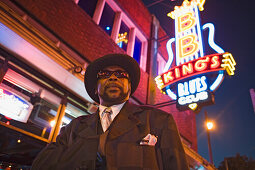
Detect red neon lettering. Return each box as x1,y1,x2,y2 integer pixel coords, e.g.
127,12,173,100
163,71,175,84
178,12,196,33
175,67,181,78
157,54,225,88
210,56,221,69
194,57,210,72
179,34,199,59
182,63,194,76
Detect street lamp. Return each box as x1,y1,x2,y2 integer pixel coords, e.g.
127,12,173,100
206,121,214,130
204,111,214,165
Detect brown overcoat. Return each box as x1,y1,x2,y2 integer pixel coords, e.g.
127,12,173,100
31,102,189,170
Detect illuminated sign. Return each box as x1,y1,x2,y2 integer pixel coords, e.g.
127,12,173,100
0,88,33,123
155,0,236,112
117,32,128,48
155,53,235,90
178,76,207,98
176,75,214,111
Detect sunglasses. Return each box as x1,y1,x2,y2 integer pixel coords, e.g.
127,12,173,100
97,70,129,79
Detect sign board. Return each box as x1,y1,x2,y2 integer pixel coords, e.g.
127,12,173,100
0,88,33,123
155,0,236,111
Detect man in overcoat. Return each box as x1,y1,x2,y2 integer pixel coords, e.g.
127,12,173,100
31,54,189,170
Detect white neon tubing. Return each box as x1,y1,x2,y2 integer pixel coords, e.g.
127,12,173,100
210,72,224,91
175,14,180,66
195,6,204,57
166,88,177,100
202,23,225,91
202,23,225,53
191,22,197,61
164,38,175,72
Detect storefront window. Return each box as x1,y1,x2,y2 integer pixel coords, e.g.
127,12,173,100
99,3,115,36
0,69,61,140
29,97,59,138
61,102,89,128
0,81,33,124
0,60,92,168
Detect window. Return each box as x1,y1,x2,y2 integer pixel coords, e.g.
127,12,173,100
78,0,98,17
29,97,59,138
0,66,90,141
99,3,115,36
0,69,61,139
133,37,142,64
85,0,148,71
117,21,129,51
61,103,88,128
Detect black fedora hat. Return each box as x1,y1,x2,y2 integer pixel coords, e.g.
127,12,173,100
84,54,140,103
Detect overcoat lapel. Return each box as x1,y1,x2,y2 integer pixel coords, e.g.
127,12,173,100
76,110,100,139
108,102,143,140
74,102,143,140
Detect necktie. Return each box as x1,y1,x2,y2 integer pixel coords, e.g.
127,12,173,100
101,107,112,131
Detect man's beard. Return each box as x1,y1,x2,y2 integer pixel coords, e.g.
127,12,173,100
99,86,129,104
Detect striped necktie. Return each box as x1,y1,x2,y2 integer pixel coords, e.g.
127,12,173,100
101,107,112,131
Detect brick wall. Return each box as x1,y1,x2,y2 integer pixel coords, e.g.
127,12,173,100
158,27,170,61
13,0,125,62
117,0,152,38
133,70,148,104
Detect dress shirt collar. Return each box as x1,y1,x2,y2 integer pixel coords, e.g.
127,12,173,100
99,102,126,122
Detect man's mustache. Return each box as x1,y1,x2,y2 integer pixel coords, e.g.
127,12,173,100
105,83,122,90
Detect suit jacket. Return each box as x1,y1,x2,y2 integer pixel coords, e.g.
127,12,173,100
31,102,189,170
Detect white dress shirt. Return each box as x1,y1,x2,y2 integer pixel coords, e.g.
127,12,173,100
99,102,126,132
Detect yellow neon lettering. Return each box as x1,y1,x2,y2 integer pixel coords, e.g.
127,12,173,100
167,0,207,19
163,71,175,84
221,53,236,75
210,55,221,69
175,67,181,78
178,12,196,33
194,57,210,72
179,34,199,59
155,76,164,90
182,63,194,76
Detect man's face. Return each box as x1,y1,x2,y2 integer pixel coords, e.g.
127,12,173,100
96,66,131,106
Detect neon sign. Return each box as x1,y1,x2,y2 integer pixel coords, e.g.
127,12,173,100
178,76,207,97
155,0,236,112
176,75,215,111
177,75,212,110
155,53,235,90
0,88,33,123
117,32,128,48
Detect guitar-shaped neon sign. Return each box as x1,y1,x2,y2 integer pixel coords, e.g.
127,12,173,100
155,0,236,111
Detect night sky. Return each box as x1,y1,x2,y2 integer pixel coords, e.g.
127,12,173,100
142,0,255,167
